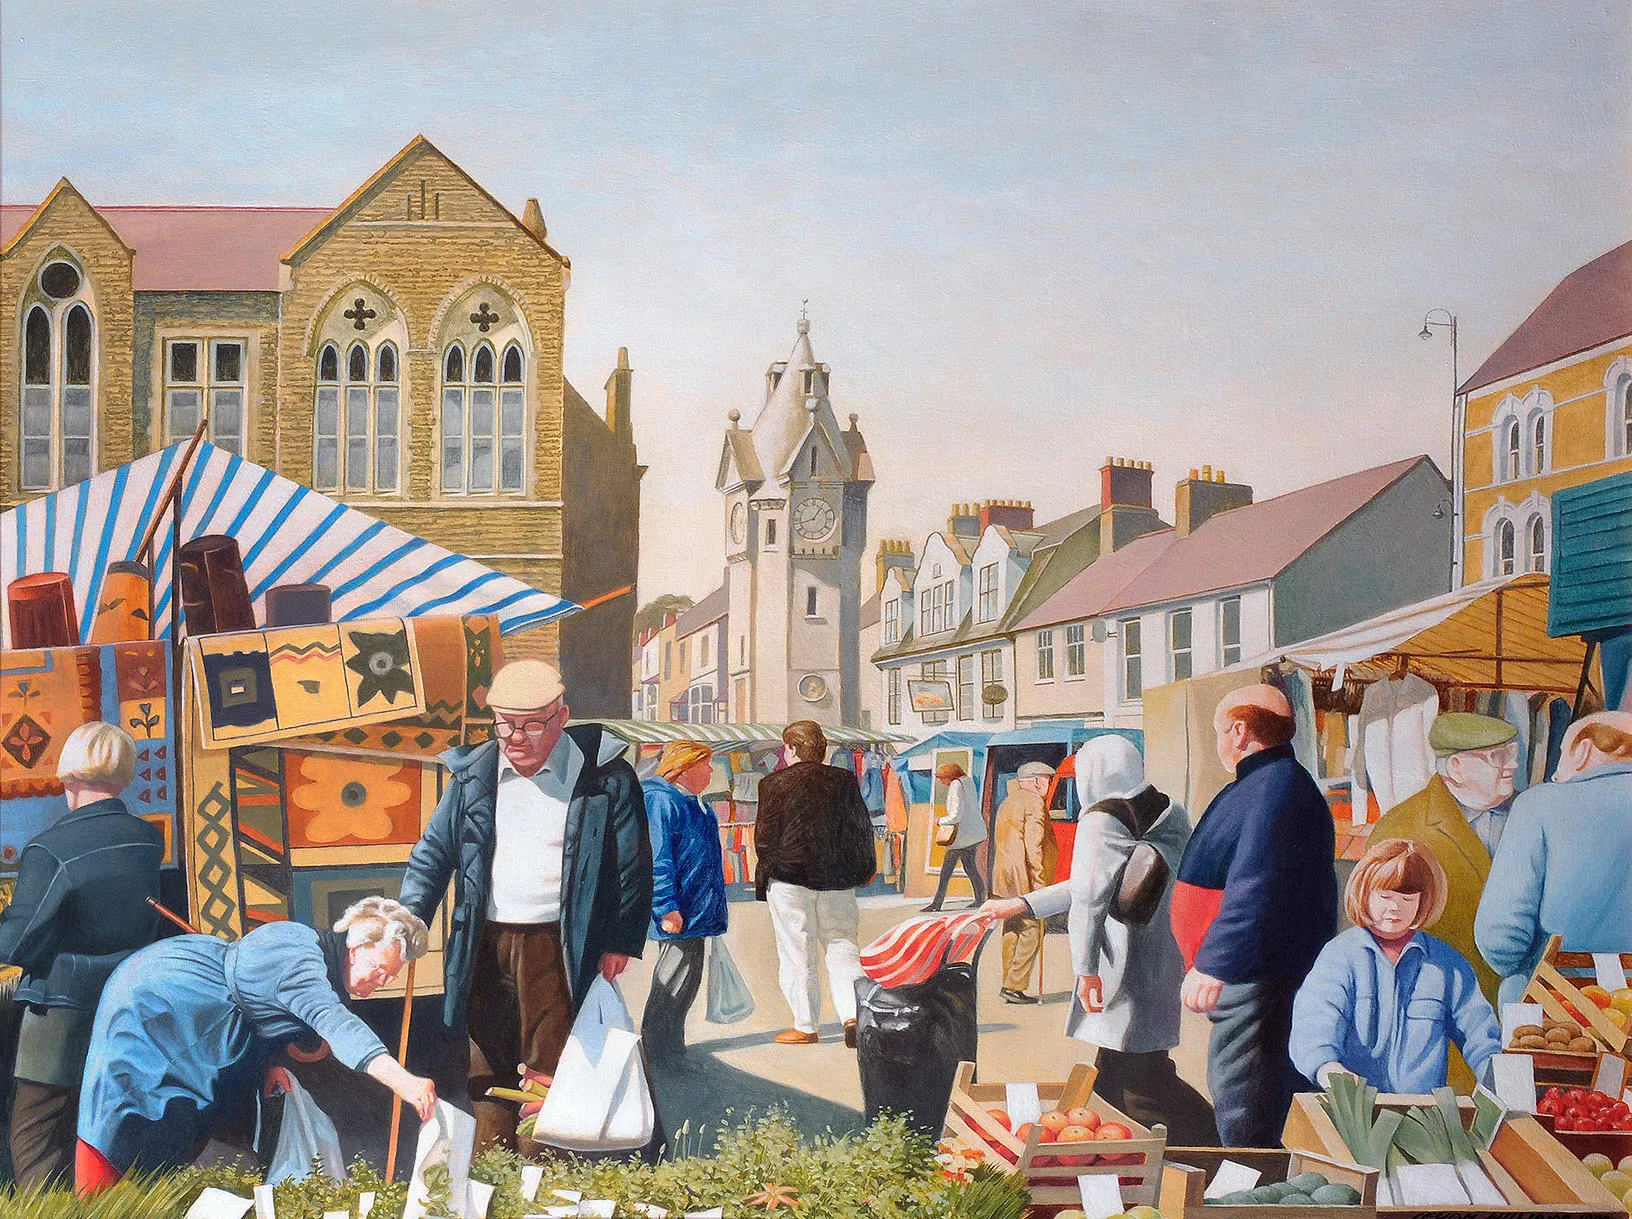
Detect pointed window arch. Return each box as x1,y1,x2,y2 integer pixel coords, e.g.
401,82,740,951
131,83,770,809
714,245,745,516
442,338,523,494
1529,413,1547,475
1527,514,1547,574
313,333,398,494
1624,378,1632,457
1496,518,1516,577
18,264,98,492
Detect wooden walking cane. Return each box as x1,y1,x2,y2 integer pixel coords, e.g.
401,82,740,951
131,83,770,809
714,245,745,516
146,896,202,935
385,960,417,1184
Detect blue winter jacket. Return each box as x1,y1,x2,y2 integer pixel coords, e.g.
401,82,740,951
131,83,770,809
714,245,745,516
643,777,729,941
1175,743,1339,984
1291,926,1501,1094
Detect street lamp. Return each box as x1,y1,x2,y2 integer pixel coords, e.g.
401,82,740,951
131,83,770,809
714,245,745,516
1420,309,1461,587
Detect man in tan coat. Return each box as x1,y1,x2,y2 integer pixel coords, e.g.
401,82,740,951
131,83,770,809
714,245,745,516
990,761,1058,1004
1370,712,1517,1090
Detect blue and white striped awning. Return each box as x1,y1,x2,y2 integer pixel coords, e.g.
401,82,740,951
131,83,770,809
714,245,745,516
1,442,577,644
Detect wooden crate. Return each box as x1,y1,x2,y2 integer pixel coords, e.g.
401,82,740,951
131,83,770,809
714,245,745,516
940,1061,1167,1209
1160,1148,1377,1218
1282,1092,1625,1216
1524,936,1631,1055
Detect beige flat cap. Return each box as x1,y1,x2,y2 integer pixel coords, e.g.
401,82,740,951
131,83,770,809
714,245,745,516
487,659,566,712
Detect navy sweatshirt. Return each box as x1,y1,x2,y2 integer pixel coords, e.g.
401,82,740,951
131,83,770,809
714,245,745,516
1174,744,1339,984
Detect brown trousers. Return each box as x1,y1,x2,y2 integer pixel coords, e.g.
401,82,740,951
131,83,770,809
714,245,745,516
9,1080,77,1190
1001,915,1043,991
467,921,575,1153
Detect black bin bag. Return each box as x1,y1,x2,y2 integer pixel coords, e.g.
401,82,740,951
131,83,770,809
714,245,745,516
854,962,978,1139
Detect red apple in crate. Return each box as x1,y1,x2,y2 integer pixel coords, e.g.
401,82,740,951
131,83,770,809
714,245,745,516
1065,1106,1101,1131
986,1108,1013,1132
1014,1122,1037,1146
1096,1121,1134,1142
1041,1110,1071,1135
1057,1123,1094,1143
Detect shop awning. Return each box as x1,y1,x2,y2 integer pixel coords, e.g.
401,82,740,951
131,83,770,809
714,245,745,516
1269,573,1588,694
586,720,910,747
985,725,1144,749
1,442,577,644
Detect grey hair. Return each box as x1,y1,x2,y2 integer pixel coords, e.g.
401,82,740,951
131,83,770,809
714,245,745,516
333,896,429,960
57,722,137,788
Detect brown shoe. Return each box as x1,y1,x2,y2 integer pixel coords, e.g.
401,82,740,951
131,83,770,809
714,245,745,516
844,1019,858,1049
774,1028,819,1044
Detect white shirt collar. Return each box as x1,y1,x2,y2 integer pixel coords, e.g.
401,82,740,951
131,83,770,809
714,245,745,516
497,730,579,786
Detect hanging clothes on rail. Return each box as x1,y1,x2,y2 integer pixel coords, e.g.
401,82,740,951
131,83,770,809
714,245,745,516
1353,674,1439,814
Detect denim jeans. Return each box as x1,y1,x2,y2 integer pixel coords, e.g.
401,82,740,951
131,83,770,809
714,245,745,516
1206,976,1307,1147
929,847,986,907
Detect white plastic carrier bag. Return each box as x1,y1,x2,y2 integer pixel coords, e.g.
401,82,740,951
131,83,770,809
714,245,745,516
531,975,656,1151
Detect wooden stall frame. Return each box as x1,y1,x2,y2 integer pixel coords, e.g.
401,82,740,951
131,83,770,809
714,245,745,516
1160,1148,1378,1218
941,1060,1168,1208
1524,935,1631,1056
1283,1092,1624,1215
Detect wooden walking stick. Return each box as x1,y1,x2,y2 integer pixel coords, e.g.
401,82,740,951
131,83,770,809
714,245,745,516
384,959,417,1184
146,896,202,935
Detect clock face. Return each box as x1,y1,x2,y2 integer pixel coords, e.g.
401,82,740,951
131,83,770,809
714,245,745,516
730,503,747,545
793,497,837,541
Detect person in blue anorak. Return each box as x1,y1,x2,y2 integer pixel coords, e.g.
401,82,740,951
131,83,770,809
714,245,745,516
640,740,729,1069
74,896,436,1193
1291,838,1500,1095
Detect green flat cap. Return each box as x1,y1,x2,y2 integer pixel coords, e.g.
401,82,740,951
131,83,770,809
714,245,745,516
1429,712,1518,758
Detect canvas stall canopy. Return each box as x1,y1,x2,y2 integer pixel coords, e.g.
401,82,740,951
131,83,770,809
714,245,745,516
0,441,576,645
1143,573,1592,840
590,719,908,748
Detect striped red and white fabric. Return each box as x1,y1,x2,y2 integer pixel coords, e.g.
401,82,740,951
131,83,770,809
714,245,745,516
861,911,989,987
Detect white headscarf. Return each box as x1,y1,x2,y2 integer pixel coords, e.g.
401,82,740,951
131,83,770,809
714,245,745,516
1073,735,1147,805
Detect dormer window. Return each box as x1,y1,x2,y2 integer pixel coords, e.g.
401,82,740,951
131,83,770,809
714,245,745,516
801,368,818,395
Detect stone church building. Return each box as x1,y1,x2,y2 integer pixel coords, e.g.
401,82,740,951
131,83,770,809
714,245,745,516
0,136,640,716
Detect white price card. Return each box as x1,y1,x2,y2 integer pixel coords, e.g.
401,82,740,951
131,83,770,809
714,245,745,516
1593,1053,1627,1100
322,1211,349,1219
185,1189,255,1219
358,1193,376,1219
1076,1173,1125,1219
466,1181,494,1217
626,1205,670,1217
1005,1082,1043,1127
253,1184,276,1219
1501,1002,1544,1047
519,1165,545,1202
577,1204,616,1218
1204,1159,1263,1199
1490,1052,1537,1113
684,1211,725,1219
1593,953,1629,992
1394,1163,1468,1206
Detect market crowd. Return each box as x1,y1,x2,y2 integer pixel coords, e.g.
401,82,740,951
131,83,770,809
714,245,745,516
2,654,1631,1192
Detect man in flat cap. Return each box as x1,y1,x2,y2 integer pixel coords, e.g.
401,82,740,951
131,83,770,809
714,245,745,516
400,658,652,1151
990,761,1058,1004
1372,711,1518,1013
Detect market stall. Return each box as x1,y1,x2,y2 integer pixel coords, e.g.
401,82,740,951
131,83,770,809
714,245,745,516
588,719,907,890
1,442,581,1001
1142,574,1593,851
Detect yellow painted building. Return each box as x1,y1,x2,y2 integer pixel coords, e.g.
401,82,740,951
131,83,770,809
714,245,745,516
0,137,641,714
1457,238,1632,584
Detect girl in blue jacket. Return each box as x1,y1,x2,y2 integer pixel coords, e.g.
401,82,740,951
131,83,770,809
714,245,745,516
641,741,730,1068
1292,838,1500,1095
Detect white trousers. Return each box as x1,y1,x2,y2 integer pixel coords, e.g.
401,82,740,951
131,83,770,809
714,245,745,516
766,881,863,1033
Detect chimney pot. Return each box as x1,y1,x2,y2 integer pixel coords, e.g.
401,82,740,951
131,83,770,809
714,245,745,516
1189,469,1199,480
1201,464,1213,480
1216,470,1226,482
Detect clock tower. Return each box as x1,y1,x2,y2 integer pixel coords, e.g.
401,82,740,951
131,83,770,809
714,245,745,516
716,315,874,725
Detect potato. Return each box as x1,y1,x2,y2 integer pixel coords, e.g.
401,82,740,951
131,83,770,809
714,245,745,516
1568,1035,1597,1052
1513,1024,1544,1039
1517,1035,1549,1049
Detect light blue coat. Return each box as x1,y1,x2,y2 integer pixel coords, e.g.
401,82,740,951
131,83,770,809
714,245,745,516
1474,761,1632,1006
1291,926,1500,1094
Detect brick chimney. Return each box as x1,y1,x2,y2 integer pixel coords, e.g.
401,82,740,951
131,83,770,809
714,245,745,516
1175,466,1253,537
604,347,633,444
979,499,1035,532
1099,458,1163,553
520,198,547,242
1101,456,1155,510
876,539,915,590
946,502,981,538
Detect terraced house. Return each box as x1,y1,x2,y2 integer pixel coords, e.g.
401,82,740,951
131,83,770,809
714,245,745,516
0,136,641,715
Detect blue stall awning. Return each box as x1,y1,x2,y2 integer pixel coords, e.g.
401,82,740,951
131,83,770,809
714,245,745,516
2,443,578,644
986,725,1144,749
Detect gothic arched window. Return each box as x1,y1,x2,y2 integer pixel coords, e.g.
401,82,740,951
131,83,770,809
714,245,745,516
18,260,97,490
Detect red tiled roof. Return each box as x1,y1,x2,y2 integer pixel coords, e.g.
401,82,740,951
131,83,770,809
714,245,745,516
1100,456,1432,613
1014,527,1176,631
1461,237,1632,395
1,204,331,291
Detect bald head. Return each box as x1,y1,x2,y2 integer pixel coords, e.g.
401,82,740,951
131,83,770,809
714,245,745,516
1555,711,1632,781
1214,683,1297,772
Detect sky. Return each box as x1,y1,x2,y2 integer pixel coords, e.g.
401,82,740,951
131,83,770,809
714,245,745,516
4,2,1629,603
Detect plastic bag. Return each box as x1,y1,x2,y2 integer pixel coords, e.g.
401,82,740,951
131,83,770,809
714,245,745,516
705,937,755,1024
265,1072,344,1185
531,976,655,1151
855,963,979,1138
